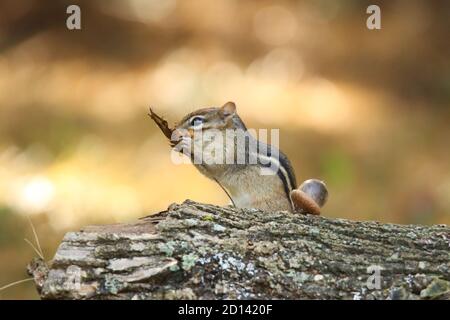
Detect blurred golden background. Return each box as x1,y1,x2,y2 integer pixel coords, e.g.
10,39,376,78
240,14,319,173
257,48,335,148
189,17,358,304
0,0,449,299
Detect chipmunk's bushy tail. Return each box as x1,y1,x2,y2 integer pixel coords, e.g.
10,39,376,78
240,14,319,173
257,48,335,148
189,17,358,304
290,179,328,215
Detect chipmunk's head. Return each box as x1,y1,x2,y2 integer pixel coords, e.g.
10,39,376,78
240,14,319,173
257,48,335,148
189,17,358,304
169,102,248,170
170,101,245,147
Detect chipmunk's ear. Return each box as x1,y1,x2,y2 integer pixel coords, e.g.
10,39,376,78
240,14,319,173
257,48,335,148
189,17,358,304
220,101,236,117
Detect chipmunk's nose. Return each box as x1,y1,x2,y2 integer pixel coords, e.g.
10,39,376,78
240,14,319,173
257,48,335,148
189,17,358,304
170,128,190,143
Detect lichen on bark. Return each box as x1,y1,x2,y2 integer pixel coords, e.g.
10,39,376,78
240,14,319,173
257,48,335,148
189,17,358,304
28,200,450,300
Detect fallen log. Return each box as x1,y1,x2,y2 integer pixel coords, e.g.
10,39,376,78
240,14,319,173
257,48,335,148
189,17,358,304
28,200,450,300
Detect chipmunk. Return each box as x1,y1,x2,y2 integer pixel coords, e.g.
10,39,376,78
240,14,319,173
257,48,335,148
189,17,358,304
149,101,328,215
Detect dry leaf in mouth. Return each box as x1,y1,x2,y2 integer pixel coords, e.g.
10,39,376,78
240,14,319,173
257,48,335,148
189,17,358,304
148,107,174,140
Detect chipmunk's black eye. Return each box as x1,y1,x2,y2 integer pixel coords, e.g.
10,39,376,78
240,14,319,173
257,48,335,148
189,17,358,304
190,116,204,128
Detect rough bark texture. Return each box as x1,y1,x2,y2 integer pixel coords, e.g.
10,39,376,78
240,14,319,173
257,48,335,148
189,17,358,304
28,200,450,300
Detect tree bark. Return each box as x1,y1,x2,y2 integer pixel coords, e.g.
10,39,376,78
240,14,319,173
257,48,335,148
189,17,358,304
28,200,450,300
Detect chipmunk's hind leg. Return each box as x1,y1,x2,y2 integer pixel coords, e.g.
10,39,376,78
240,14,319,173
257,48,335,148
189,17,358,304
290,179,328,215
